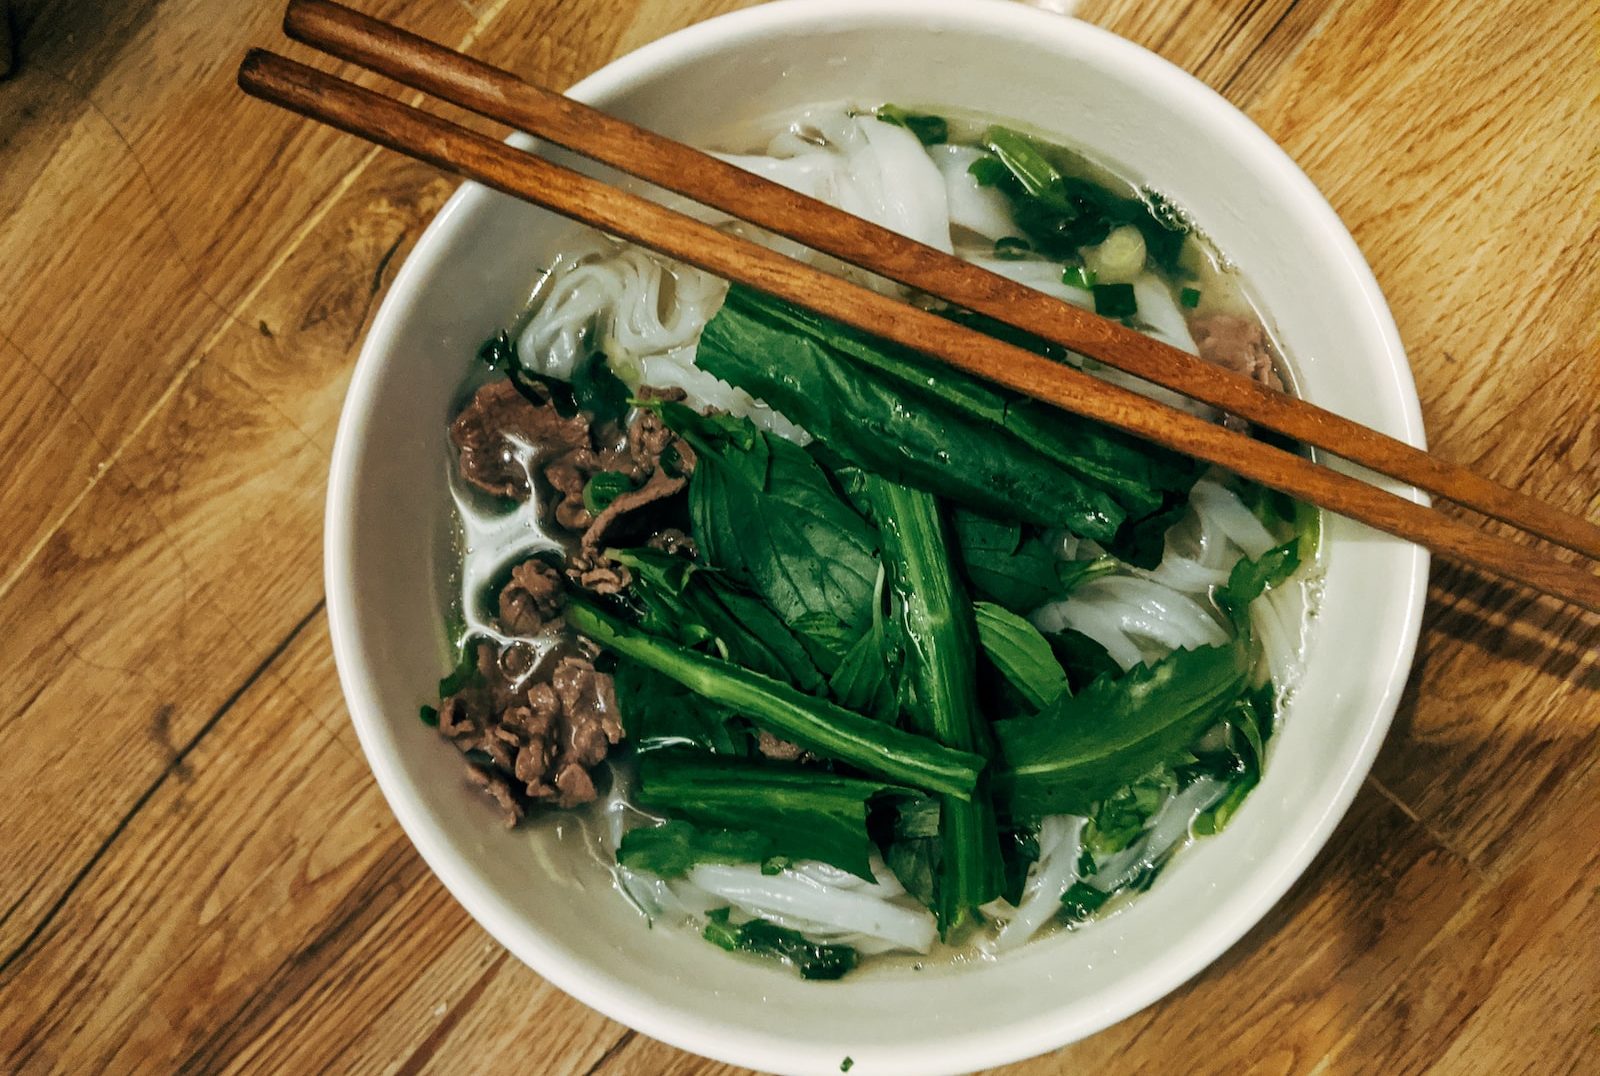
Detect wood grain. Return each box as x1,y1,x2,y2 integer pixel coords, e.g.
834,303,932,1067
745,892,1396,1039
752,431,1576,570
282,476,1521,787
0,1,1595,1074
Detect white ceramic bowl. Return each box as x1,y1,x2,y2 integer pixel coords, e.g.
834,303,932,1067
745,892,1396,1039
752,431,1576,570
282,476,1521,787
326,2,1429,1073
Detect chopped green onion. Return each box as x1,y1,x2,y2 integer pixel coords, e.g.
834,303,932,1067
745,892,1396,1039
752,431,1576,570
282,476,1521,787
992,236,1032,260
1180,286,1202,309
419,704,440,727
1062,265,1097,291
1092,282,1138,319
582,470,636,514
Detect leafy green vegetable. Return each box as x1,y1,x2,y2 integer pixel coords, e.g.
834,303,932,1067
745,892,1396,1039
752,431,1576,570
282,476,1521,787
1216,539,1302,632
1060,881,1112,923
867,477,1003,932
613,659,751,756
569,600,984,798
874,104,948,145
1191,683,1276,836
827,567,899,721
1180,286,1202,309
571,353,630,427
1083,765,1180,857
634,751,917,879
1107,491,1190,571
973,602,1068,710
418,704,439,727
695,287,1128,538
1045,628,1122,693
977,126,1189,271
582,471,636,514
841,1057,855,1073
656,402,880,668
951,512,1066,611
951,511,1117,613
617,820,773,876
703,908,859,980
707,286,1200,524
612,547,825,692
999,824,1042,905
995,639,1252,817
1092,282,1138,319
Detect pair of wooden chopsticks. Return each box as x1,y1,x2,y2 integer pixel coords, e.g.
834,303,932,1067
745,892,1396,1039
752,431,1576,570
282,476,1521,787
239,0,1600,613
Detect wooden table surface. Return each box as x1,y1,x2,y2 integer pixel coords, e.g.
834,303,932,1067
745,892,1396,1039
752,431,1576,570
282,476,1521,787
2,0,1596,1072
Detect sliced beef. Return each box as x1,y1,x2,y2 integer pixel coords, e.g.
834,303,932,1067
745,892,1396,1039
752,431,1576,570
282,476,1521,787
498,559,565,636
466,764,525,827
1190,314,1285,392
438,632,622,822
565,548,632,594
581,468,687,549
450,379,592,499
756,730,813,763
646,528,697,559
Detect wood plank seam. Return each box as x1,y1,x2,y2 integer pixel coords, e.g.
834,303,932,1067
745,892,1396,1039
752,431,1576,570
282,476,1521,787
0,598,326,980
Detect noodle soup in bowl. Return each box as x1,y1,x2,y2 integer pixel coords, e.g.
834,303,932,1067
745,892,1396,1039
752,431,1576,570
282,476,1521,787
325,2,1428,1073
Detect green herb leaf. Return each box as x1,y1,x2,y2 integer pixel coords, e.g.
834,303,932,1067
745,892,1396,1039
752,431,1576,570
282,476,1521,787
612,546,826,692
635,751,919,879
967,155,1011,187
617,819,773,876
973,602,1069,710
702,908,860,980
1044,628,1122,694
875,104,949,145
571,353,631,427
1216,539,1302,631
995,640,1253,817
569,599,984,798
657,403,880,670
614,659,750,756
582,471,636,515
418,704,440,727
1060,880,1112,923
1180,286,1202,309
1084,765,1179,857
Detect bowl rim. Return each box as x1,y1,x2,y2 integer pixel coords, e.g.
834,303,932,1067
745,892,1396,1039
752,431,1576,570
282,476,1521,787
325,2,1430,1072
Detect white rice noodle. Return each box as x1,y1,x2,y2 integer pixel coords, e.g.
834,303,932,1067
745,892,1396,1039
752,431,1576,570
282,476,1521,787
1138,550,1231,594
1031,597,1144,671
1088,776,1228,893
516,239,726,379
927,143,1020,241
1034,571,1226,670
992,816,1086,953
682,859,938,954
1130,273,1198,355
713,106,953,254
1188,478,1278,559
962,255,1095,315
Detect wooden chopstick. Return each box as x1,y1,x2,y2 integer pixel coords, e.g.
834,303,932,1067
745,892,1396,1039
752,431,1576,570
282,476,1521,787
279,0,1600,564
235,49,1600,614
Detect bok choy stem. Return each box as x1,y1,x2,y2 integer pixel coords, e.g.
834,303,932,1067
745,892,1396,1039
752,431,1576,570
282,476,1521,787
865,477,1004,932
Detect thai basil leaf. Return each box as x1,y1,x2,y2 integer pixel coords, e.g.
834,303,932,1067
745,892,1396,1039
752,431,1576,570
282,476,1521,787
972,601,1069,710
658,403,880,667
571,352,630,427
1045,628,1122,693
